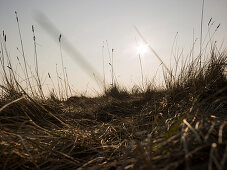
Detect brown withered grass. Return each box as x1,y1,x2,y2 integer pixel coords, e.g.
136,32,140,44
0,46,226,169
0,13,226,168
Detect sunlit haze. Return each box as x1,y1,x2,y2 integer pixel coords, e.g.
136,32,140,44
137,44,148,55
0,0,227,96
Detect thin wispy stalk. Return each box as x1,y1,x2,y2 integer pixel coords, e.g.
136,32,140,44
102,42,106,90
138,54,144,89
111,48,115,86
135,37,145,89
1,33,19,92
56,64,61,99
199,0,205,67
15,11,34,96
0,36,11,89
105,40,113,86
36,13,103,89
134,26,174,79
48,72,57,97
32,25,44,98
59,34,68,99
65,67,72,97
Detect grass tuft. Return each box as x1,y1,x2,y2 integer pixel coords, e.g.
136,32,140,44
0,17,227,169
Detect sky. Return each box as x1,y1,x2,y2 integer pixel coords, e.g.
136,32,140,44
0,0,227,96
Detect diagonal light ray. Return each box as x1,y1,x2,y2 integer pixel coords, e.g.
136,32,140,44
134,26,173,78
35,13,103,88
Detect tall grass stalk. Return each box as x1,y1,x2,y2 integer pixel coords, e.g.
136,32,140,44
32,25,44,98
138,53,144,89
199,0,205,67
0,36,11,90
56,64,62,99
59,34,68,99
65,67,72,97
135,37,145,89
15,11,34,96
102,42,106,90
1,33,19,93
170,32,178,62
134,26,174,80
48,72,58,98
202,23,220,56
189,29,197,63
106,40,113,86
111,48,115,86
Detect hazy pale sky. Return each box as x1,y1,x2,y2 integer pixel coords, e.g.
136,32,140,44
1,0,227,95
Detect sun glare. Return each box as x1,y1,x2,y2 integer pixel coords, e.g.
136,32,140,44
137,44,148,55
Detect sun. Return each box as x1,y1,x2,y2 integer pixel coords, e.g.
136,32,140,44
137,44,148,55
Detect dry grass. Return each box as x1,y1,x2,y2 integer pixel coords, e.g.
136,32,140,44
0,15,227,169
0,47,226,169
